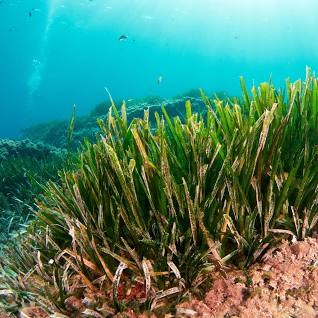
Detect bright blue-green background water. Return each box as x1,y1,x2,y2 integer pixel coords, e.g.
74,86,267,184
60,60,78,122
1,0,318,137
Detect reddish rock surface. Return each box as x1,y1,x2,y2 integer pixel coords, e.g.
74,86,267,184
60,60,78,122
177,237,318,317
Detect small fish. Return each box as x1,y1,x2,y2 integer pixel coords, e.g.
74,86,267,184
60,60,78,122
118,35,128,41
157,75,163,85
29,8,39,17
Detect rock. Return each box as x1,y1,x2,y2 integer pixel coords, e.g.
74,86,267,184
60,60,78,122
290,241,310,258
177,237,318,317
20,307,49,318
64,296,84,312
0,139,58,161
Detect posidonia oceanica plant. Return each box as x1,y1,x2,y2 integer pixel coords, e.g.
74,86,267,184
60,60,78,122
1,68,318,315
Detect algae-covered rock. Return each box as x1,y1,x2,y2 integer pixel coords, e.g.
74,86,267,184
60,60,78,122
22,96,208,149
0,139,69,244
0,139,58,162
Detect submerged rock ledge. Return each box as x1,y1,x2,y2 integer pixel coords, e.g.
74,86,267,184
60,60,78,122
177,237,318,318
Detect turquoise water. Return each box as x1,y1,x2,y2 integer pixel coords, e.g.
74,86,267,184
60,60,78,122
1,0,318,137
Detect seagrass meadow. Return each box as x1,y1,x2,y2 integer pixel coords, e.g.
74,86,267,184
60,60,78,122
1,69,318,316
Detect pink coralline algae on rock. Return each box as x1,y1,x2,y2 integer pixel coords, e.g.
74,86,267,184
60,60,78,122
177,237,318,318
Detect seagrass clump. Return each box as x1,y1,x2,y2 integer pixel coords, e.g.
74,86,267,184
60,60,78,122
1,68,318,315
